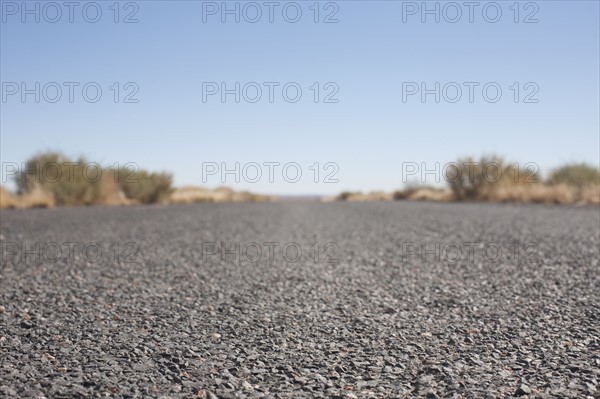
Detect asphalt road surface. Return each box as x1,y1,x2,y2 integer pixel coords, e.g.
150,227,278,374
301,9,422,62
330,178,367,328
1,202,599,398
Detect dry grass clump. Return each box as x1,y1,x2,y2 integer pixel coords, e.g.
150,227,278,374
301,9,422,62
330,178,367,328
0,186,19,209
334,191,392,202
487,182,574,204
580,185,600,205
169,186,215,204
20,185,56,208
333,192,361,201
168,186,272,204
393,186,452,202
1,185,55,209
232,191,272,202
212,187,236,202
96,174,133,206
406,187,453,201
3,183,273,209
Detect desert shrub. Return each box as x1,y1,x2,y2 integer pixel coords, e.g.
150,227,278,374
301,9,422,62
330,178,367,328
392,189,415,200
446,156,497,200
15,152,173,206
548,163,600,189
115,167,173,204
16,152,102,206
393,180,421,200
335,192,353,201
333,191,391,202
446,156,541,201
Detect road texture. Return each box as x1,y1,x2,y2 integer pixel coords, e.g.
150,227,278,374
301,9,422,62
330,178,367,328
1,202,599,398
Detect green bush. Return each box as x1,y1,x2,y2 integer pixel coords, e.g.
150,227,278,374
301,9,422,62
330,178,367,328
446,156,540,201
115,168,173,204
16,152,102,206
548,163,600,189
446,156,498,200
16,152,173,206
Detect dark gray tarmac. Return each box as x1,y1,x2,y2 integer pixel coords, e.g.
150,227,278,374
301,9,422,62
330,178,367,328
1,202,599,398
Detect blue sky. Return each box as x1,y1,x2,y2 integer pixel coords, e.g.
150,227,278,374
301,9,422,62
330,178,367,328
1,0,599,195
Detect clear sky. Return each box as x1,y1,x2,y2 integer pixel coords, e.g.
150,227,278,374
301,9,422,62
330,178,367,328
1,0,599,195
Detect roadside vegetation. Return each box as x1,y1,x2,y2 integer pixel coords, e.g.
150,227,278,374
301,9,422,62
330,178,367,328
3,152,598,208
332,156,599,205
1,152,273,209
169,186,272,204
1,152,172,208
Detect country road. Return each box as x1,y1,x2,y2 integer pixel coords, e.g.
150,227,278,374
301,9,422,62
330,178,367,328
1,202,599,398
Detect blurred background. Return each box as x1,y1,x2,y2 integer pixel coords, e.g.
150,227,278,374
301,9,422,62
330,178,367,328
1,0,599,205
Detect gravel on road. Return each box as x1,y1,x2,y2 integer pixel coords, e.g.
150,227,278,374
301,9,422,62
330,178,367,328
1,202,599,398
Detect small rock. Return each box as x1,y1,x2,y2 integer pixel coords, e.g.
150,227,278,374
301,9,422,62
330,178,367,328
294,376,307,384
418,375,434,385
515,384,532,396
20,320,32,329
